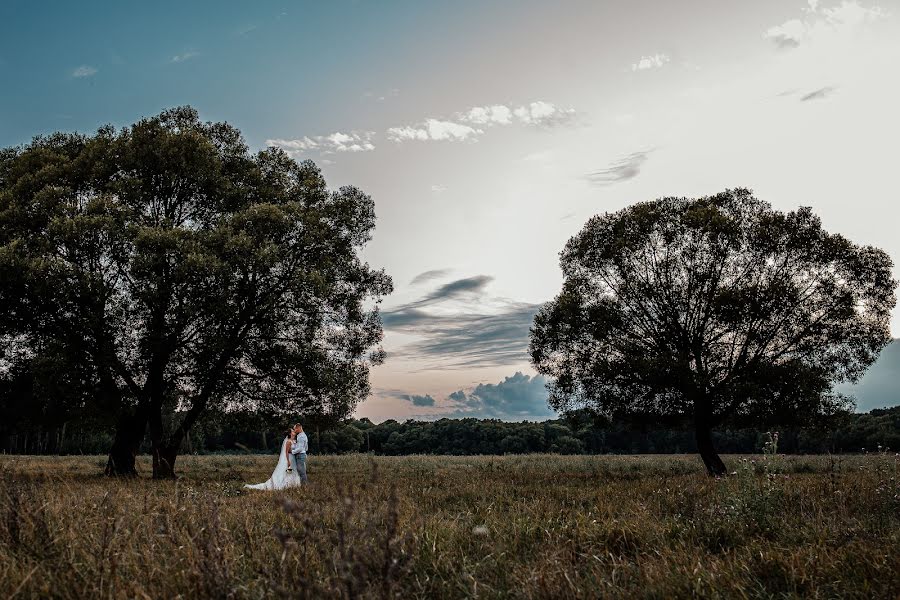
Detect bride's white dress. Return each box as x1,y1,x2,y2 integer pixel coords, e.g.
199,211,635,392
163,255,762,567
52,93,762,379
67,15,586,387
244,437,303,490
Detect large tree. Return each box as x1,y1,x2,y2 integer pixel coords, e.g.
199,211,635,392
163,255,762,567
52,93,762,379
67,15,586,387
530,189,895,475
0,107,392,478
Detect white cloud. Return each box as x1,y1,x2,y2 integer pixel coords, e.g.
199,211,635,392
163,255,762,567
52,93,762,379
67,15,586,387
764,18,811,48
824,0,886,25
431,184,448,193
459,102,574,128
385,126,428,141
72,65,97,78
512,101,577,127
170,51,199,63
388,100,576,143
267,131,376,156
426,119,482,141
388,119,481,142
764,1,886,48
284,100,577,151
631,53,670,71
461,104,513,125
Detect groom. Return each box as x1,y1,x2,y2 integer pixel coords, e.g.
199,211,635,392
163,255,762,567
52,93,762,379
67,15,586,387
289,422,309,484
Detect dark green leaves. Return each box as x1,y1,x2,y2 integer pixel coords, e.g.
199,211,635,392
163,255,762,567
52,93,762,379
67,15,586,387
531,188,896,428
0,107,392,462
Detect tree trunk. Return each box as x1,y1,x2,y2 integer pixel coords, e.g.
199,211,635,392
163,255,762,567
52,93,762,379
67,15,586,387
145,338,238,479
695,421,727,477
147,398,172,479
47,426,59,455
105,405,148,477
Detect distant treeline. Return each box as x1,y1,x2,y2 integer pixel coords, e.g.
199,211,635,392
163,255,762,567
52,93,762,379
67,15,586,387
2,406,899,456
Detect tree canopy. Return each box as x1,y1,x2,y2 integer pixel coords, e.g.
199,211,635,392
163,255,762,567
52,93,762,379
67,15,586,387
530,189,896,475
0,106,392,477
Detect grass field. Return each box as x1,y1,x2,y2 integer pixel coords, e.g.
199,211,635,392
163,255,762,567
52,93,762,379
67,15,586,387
1,453,899,599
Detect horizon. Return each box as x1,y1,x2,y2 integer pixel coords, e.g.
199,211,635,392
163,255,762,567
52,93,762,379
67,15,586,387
3,0,899,421
338,387,900,425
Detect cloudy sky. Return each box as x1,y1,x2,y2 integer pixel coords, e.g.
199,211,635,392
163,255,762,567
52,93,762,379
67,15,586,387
2,0,899,420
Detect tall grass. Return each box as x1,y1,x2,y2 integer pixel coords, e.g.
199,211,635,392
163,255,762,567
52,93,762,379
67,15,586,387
1,453,898,598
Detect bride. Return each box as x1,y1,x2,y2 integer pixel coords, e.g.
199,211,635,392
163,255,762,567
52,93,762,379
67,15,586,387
244,428,303,490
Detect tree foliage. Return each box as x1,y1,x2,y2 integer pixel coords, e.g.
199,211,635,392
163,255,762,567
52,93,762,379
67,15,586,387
0,107,392,477
5,406,900,457
530,189,896,474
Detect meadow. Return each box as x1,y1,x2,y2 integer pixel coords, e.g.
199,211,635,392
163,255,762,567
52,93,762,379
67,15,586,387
1,453,899,599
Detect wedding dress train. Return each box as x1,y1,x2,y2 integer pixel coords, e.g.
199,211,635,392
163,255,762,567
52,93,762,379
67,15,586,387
244,437,303,490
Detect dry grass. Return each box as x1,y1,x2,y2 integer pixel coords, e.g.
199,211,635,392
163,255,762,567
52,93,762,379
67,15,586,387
1,453,899,599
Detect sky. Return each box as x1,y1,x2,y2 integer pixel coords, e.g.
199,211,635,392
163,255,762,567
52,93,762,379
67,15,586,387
2,0,899,421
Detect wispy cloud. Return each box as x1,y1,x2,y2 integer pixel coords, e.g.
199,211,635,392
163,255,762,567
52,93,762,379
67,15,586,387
410,269,452,285
764,1,886,49
387,100,576,144
267,131,376,156
631,53,670,71
800,85,838,101
382,274,538,369
586,150,652,185
430,184,448,194
382,297,540,369
405,275,494,308
170,51,199,63
71,65,97,78
363,88,400,102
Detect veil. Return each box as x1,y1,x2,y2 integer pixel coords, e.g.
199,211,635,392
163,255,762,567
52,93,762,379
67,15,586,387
244,437,293,490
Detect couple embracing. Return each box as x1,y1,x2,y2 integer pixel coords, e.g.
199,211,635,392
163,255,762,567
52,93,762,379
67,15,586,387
245,423,309,490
